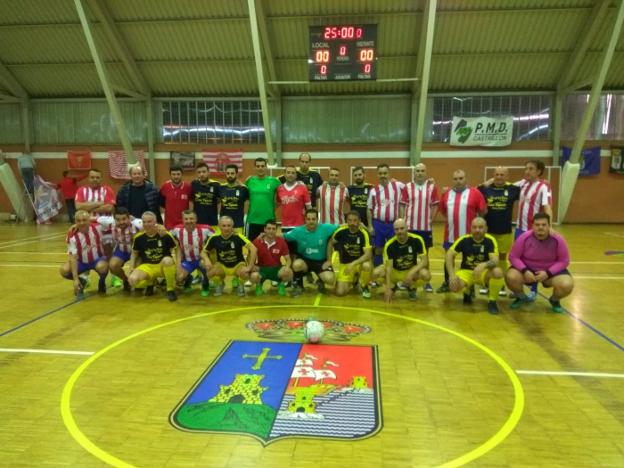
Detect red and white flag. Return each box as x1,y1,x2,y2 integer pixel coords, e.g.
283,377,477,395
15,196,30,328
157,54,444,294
202,150,243,177
108,150,147,180
33,175,62,223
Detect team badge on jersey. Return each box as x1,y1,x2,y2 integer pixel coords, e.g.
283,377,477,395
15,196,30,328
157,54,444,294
170,340,381,445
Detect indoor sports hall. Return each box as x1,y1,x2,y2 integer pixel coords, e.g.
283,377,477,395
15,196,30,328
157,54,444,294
1,1,623,467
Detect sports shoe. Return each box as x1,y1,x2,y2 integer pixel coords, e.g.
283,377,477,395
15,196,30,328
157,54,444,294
527,290,537,302
510,296,530,309
79,273,90,289
361,287,371,299
436,282,450,293
231,278,240,289
237,284,246,297
290,286,303,297
97,282,106,295
316,279,326,294
369,281,379,289
255,284,264,296
397,282,408,290
111,275,122,288
213,284,224,297
463,293,473,305
408,288,417,300
498,286,507,297
277,282,286,296
145,285,155,296
549,298,564,313
479,287,489,295
200,287,210,297
123,280,131,292
167,290,178,302
75,289,85,300
424,283,433,293
271,280,279,287
244,280,253,287
305,273,314,284
487,300,500,315
191,274,202,285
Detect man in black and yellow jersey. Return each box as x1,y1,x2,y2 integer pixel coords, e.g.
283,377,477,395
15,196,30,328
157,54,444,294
446,217,504,314
201,215,257,297
128,211,178,301
329,211,373,298
373,218,431,303
478,166,520,296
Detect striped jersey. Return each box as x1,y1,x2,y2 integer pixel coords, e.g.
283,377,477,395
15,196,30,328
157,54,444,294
367,181,405,223
171,224,215,262
66,224,105,263
317,184,348,225
96,216,143,254
401,181,440,231
74,185,116,215
439,187,487,244
516,179,552,231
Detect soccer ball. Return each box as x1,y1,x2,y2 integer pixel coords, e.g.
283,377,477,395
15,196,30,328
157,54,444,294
304,320,325,344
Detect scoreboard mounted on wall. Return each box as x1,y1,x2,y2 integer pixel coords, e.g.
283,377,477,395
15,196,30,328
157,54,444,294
309,24,378,81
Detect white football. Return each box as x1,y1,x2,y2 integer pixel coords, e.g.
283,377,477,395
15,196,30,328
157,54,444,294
304,320,325,344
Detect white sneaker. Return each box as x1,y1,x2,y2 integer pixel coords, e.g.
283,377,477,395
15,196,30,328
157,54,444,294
479,287,489,295
498,287,507,297
244,280,252,287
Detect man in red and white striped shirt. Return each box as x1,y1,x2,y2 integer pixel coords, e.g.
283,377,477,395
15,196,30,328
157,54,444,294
317,167,348,225
515,160,553,237
96,207,143,291
171,210,214,297
75,168,116,216
59,210,109,299
437,170,487,292
367,163,405,265
400,163,440,292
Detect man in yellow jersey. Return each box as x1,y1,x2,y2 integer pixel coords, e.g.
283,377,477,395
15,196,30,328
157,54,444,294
372,218,431,303
446,217,504,314
202,216,257,297
328,211,373,298
128,211,178,301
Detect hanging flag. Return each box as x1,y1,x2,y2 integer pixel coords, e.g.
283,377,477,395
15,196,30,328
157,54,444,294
108,150,147,180
33,175,62,223
561,146,601,176
67,150,92,170
202,150,243,177
610,147,624,174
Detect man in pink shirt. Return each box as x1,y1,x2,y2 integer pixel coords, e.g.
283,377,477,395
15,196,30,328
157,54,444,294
506,213,573,313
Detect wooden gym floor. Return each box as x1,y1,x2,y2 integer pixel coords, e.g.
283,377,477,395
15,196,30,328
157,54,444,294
0,222,622,467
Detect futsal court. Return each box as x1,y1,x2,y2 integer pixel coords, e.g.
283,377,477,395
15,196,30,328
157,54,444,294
0,222,622,467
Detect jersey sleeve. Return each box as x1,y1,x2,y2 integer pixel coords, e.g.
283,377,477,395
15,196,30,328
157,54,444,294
366,189,375,210
430,185,440,204
400,185,408,203
103,187,116,205
475,189,487,213
96,215,114,230
238,233,251,246
67,236,78,255
131,233,143,251
541,184,552,206
486,234,499,255
362,229,371,249
438,192,448,216
204,236,215,252
382,239,394,262
450,236,465,253
284,228,296,242
74,188,85,203
414,235,427,256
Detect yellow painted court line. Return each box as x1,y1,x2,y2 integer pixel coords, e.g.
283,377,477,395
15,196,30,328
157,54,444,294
0,263,59,268
0,348,93,356
516,370,624,379
61,304,524,468
0,251,66,255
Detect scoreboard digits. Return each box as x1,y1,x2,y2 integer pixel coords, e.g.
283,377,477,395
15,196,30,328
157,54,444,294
309,24,377,81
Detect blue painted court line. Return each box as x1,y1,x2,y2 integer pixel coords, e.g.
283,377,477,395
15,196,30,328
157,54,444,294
0,298,82,338
539,293,624,353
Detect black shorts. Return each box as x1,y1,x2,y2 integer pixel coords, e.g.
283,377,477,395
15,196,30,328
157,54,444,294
409,230,433,248
301,257,333,275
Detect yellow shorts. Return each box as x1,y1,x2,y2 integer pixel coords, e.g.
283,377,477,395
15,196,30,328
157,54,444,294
336,263,362,283
492,233,512,254
136,263,164,279
390,269,409,285
455,268,488,288
216,262,246,277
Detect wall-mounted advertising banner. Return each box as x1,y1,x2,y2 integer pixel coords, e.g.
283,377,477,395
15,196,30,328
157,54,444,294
561,146,600,176
450,116,513,147
610,147,624,174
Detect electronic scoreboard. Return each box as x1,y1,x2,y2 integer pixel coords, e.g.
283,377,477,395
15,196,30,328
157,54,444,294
309,24,378,81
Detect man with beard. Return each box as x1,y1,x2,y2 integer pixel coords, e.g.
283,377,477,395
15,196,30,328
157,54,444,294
160,165,192,230
347,166,373,227
190,162,221,228
218,164,248,232
317,167,348,225
245,158,281,241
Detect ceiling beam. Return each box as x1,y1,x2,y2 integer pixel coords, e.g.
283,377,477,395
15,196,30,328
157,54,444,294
85,0,150,97
254,0,279,98
0,61,28,99
557,0,610,93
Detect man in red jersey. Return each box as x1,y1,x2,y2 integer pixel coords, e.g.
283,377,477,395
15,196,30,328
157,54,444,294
59,210,109,299
251,220,293,296
277,165,311,233
436,169,487,293
57,170,87,223
160,165,192,230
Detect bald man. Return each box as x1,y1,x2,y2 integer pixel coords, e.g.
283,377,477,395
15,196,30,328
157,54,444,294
372,218,431,303
477,166,520,296
446,217,504,314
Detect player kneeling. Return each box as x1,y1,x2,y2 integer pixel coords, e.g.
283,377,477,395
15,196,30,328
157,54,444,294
127,211,178,301
446,217,504,314
201,216,257,297
250,220,293,296
59,210,109,299
372,218,431,303
329,211,373,298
